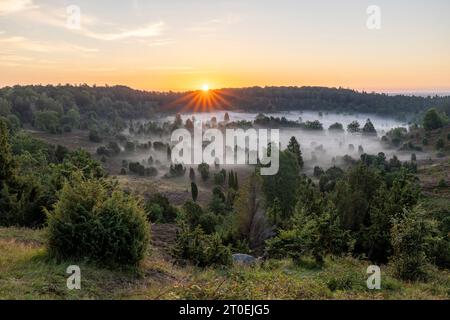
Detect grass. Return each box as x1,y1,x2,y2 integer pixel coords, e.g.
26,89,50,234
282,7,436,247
0,227,449,300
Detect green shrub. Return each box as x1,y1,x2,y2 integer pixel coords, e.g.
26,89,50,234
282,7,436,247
198,162,210,181
46,174,150,266
390,206,437,281
173,227,232,267
438,179,447,188
198,212,219,234
191,182,198,202
145,193,178,223
182,200,204,228
88,129,102,143
435,138,445,150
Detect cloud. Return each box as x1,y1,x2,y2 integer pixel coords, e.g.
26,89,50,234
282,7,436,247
1,3,165,45
0,0,37,15
79,22,165,41
0,35,98,53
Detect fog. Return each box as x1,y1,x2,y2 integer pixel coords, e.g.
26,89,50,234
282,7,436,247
123,111,420,176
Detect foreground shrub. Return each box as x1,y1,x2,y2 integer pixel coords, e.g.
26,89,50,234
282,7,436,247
46,174,150,266
390,206,437,281
173,227,232,267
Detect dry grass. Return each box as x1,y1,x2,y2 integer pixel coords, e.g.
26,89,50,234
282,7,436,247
0,227,449,300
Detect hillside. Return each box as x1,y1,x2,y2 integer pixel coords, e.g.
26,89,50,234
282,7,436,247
0,226,449,300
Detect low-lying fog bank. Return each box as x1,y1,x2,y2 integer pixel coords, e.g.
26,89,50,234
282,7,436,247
116,110,423,178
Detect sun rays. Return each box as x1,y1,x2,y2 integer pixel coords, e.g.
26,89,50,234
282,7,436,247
161,87,239,114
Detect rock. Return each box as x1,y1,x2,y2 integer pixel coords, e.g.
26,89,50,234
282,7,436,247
232,253,256,265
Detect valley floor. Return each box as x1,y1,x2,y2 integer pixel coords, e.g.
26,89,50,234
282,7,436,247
0,226,449,300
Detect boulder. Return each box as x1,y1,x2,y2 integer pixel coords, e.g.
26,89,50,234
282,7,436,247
232,253,256,265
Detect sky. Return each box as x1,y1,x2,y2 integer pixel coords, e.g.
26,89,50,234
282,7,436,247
0,0,449,93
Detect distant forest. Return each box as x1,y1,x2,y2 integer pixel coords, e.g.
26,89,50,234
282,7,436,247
1,85,449,131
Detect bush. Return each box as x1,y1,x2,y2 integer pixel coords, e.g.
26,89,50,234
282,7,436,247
107,141,121,155
390,206,437,281
96,146,111,157
46,174,150,266
435,138,445,150
35,110,61,134
173,227,232,267
214,172,225,186
89,129,102,143
182,200,204,228
169,163,186,177
328,122,344,131
198,162,210,181
191,182,198,202
145,193,178,223
423,108,447,131
438,179,447,188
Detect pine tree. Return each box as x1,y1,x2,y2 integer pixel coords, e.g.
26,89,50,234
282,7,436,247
228,171,234,189
189,167,196,181
191,182,198,202
287,136,304,169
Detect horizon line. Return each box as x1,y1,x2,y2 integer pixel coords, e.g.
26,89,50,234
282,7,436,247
1,83,450,97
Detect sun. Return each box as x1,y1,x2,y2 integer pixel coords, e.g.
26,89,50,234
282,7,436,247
202,84,210,92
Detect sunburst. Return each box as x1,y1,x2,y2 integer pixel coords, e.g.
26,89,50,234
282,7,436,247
162,86,238,114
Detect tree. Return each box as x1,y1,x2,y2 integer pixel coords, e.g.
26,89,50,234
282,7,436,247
174,113,183,128
423,108,447,131
214,171,225,186
35,110,61,134
287,136,304,169
0,98,11,117
0,120,15,185
182,200,204,229
233,174,269,251
328,122,344,131
191,182,198,202
89,129,102,142
228,170,235,189
189,167,196,181
267,198,283,227
262,150,299,219
347,121,360,133
313,166,324,178
224,112,230,122
391,206,438,281
267,196,351,264
362,119,377,135
61,108,80,129
198,162,210,181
